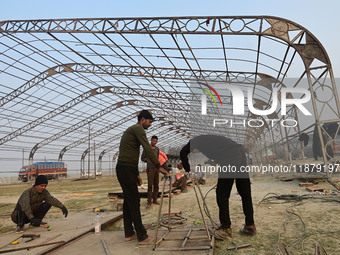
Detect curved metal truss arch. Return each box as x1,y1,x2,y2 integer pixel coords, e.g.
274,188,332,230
1,15,339,177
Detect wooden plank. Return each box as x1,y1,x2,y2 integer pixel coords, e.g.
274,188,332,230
306,187,325,192
37,213,123,255
162,210,182,216
280,177,294,182
226,243,251,250
299,183,314,187
0,212,122,255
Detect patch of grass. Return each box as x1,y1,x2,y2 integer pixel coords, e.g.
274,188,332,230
0,224,14,234
0,203,15,211
0,175,339,254
0,183,30,197
102,220,124,232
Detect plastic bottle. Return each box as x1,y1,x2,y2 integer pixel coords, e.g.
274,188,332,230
94,213,101,235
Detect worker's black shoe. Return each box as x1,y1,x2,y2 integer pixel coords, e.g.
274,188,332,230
16,225,24,233
239,224,257,236
199,178,206,185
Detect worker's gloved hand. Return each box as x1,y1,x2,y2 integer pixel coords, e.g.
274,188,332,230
30,218,41,227
61,206,68,218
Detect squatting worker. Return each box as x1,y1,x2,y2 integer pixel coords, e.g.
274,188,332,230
180,135,256,239
116,110,168,245
11,175,68,233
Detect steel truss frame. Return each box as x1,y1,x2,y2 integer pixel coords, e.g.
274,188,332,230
1,16,339,177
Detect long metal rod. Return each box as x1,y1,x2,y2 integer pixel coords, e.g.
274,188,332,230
155,246,211,251
155,231,170,246
168,175,172,230
196,179,214,227
208,236,215,255
101,239,110,255
192,181,211,241
153,177,167,250
163,236,208,241
226,243,251,250
0,241,65,254
88,124,90,180
181,228,192,248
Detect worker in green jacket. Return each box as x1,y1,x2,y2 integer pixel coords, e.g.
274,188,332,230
116,110,167,245
11,175,68,233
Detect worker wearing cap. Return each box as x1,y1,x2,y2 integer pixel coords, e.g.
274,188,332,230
116,110,167,245
11,175,68,233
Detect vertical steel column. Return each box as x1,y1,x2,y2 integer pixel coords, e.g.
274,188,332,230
262,133,269,163
269,127,278,162
306,70,330,178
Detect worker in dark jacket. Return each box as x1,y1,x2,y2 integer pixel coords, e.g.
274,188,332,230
11,175,68,233
180,135,256,239
141,135,160,209
116,110,167,245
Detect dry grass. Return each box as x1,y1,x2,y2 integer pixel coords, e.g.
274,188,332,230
0,174,339,254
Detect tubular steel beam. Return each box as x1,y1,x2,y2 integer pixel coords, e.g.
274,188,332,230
29,100,192,163
0,16,333,71
0,63,277,108
1,15,339,174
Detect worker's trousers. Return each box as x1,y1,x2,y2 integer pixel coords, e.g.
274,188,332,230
12,202,51,226
146,167,159,204
216,146,254,228
216,177,254,228
116,163,148,242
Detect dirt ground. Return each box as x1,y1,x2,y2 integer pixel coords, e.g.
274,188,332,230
0,173,339,254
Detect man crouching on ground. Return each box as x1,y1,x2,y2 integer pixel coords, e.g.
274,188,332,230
11,175,68,233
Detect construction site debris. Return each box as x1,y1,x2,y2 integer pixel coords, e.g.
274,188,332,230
306,187,325,192
299,183,314,187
